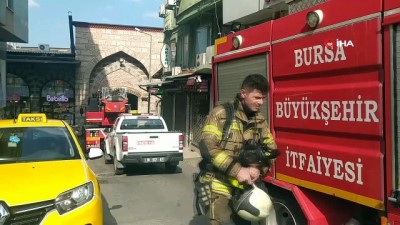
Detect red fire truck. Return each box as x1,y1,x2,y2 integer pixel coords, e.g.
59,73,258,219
213,1,400,224
83,87,129,153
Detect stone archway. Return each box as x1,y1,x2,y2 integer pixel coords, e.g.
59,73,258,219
87,51,155,113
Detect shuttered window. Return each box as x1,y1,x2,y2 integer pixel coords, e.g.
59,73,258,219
393,24,400,188
216,54,270,120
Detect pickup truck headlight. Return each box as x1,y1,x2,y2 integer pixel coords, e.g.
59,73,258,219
55,182,94,215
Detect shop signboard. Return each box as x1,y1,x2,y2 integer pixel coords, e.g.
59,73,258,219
160,44,171,68
7,93,20,102
46,95,69,102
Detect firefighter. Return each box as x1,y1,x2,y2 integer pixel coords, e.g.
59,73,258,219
198,74,278,225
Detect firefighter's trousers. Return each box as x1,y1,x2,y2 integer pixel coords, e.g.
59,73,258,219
207,192,251,225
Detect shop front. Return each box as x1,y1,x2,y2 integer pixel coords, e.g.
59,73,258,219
41,80,75,125
155,72,211,147
4,73,30,119
6,48,78,124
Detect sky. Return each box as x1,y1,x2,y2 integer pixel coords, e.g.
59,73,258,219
22,0,164,48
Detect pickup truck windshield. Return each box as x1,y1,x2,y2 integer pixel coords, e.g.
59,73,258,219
0,127,81,164
120,118,165,130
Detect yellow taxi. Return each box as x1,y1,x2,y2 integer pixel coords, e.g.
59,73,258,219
0,113,103,225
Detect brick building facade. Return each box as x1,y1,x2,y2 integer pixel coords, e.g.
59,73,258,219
72,22,164,123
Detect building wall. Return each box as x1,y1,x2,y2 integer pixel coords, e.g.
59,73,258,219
222,0,263,24
0,0,28,42
0,43,6,109
0,0,28,110
5,61,76,122
159,0,218,146
74,24,164,121
10,0,29,42
222,0,288,26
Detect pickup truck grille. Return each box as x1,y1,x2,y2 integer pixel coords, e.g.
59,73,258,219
6,200,55,225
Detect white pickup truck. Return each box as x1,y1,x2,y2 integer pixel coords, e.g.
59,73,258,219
104,114,184,175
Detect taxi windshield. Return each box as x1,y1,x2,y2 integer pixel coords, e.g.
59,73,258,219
0,127,81,163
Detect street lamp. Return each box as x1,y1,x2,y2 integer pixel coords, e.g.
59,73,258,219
135,27,153,113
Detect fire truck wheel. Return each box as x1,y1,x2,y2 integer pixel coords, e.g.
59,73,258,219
113,156,124,175
272,197,307,225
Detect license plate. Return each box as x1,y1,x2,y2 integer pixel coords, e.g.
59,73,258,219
137,140,155,145
144,157,165,163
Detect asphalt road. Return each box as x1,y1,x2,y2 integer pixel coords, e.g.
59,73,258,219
86,147,209,225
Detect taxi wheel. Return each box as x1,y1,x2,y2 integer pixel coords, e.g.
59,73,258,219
113,156,124,175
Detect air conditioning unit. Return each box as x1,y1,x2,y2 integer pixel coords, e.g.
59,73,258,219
205,45,214,64
171,66,181,76
196,53,207,67
159,4,166,18
165,0,176,10
6,42,16,50
38,44,50,52
164,24,172,31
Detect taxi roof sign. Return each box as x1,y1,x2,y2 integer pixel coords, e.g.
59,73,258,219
17,113,47,123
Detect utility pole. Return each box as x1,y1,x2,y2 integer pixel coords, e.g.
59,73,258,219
135,27,153,113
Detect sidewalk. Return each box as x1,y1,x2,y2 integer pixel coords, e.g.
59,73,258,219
183,144,201,159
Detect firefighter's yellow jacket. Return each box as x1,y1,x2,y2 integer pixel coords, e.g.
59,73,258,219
201,97,277,197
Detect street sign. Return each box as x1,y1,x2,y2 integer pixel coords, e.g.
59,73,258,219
160,44,171,68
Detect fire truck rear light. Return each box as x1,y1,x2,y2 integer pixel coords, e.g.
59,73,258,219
179,135,184,150
122,136,128,152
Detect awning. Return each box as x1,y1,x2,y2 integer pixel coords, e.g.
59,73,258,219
164,67,212,81
139,68,212,95
138,80,174,89
7,59,80,64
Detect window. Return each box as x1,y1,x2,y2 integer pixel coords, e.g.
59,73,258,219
0,127,80,163
6,74,30,97
195,26,210,54
41,80,75,123
42,80,74,98
6,0,14,10
170,42,176,67
177,33,190,69
120,118,165,130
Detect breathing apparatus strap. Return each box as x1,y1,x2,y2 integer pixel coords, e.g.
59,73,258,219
220,102,235,150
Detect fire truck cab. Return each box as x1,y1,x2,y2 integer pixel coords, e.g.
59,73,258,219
213,1,400,224
83,87,129,153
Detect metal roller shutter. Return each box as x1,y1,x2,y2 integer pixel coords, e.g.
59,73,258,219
216,54,270,120
174,93,187,133
161,94,174,130
394,24,400,188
